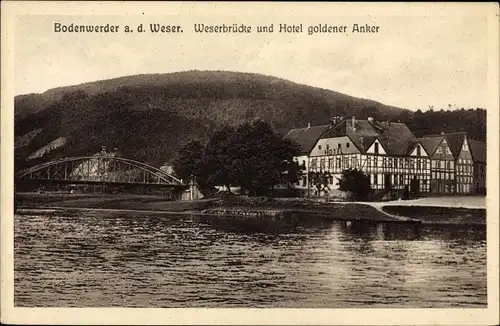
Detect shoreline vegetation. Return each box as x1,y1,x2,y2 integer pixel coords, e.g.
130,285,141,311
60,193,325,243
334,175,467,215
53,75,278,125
15,193,486,225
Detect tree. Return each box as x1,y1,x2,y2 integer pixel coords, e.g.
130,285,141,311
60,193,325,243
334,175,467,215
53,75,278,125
228,119,301,196
309,171,331,195
194,119,300,196
282,160,304,188
172,140,204,182
337,168,372,201
200,126,236,192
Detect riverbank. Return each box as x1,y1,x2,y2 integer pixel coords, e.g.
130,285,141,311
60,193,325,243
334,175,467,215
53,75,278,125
15,192,486,225
382,206,486,225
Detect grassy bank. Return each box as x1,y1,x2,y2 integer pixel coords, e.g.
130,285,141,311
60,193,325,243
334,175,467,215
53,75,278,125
382,205,486,225
17,193,484,224
16,192,406,223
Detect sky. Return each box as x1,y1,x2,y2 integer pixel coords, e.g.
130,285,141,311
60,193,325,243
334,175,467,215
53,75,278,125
13,4,492,111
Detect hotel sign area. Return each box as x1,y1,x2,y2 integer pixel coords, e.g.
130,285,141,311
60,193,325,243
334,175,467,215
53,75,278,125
284,116,486,197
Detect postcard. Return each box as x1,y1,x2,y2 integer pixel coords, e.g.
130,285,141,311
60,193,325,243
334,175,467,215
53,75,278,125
1,1,499,325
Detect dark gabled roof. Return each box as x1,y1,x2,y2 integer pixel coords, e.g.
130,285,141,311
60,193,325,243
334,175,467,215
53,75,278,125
422,132,466,159
283,124,330,154
469,139,486,163
417,137,444,156
375,121,417,156
343,119,416,156
359,135,378,153
406,140,422,156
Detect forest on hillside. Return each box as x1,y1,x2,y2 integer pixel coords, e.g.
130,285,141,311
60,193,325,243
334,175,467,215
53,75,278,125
393,108,486,141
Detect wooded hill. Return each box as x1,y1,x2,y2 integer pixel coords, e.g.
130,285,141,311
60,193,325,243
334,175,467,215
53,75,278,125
14,70,486,171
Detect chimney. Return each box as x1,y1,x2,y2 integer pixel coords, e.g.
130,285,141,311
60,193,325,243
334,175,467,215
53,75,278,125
368,117,374,123
307,122,311,128
351,116,356,131
441,131,445,135
329,115,343,128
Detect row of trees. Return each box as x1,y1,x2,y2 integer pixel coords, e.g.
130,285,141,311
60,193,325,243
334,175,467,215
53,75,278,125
172,119,304,196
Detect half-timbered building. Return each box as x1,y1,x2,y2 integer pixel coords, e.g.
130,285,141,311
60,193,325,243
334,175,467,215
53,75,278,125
420,132,475,194
418,136,456,195
285,117,485,197
285,116,431,196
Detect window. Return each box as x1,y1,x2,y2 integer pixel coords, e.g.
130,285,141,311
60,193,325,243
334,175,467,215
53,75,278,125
374,142,379,154
436,146,443,154
326,144,330,150
337,144,341,149
320,158,325,170
318,145,322,150
367,156,372,167
388,158,393,168
351,157,357,168
417,160,421,170
450,161,454,169
373,174,378,185
440,161,445,169
311,158,317,170
346,143,350,148
432,160,436,168
328,159,334,169
344,157,349,168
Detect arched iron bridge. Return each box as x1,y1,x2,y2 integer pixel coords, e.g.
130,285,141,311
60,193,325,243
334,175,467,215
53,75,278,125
15,155,187,188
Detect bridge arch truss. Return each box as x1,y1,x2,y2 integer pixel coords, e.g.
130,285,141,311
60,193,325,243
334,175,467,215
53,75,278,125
15,156,186,187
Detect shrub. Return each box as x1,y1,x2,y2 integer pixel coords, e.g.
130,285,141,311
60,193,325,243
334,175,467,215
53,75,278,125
337,168,373,201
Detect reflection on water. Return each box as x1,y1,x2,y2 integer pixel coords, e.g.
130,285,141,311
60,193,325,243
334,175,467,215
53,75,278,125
14,212,486,307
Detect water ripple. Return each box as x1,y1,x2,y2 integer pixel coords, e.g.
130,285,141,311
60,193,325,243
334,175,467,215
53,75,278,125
14,213,486,307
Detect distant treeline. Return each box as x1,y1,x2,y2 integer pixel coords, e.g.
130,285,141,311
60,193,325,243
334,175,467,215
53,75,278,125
393,108,486,141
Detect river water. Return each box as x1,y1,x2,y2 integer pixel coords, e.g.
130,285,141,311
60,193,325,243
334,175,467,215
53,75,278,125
14,211,486,308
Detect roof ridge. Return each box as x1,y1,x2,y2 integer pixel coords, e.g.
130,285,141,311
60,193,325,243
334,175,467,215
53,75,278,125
424,132,466,137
